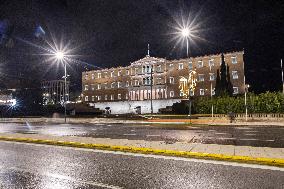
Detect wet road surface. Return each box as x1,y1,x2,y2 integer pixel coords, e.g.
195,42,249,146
0,122,283,147
0,141,283,189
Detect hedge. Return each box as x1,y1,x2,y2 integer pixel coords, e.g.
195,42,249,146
193,92,284,114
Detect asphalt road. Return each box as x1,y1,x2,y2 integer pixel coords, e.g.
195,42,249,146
0,122,283,148
0,141,283,189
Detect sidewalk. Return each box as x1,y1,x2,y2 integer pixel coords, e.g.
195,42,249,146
0,133,283,167
1,117,284,126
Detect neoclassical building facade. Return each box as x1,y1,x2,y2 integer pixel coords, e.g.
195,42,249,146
82,50,245,114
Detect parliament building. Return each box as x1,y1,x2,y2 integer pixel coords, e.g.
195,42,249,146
82,50,245,114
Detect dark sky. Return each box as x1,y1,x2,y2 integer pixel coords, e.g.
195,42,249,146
0,0,283,93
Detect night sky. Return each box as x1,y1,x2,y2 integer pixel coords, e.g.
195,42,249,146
0,0,283,94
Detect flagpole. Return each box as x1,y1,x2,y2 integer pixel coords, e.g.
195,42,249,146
211,82,213,118
281,59,284,94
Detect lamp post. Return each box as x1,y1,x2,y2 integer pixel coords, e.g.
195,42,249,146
244,84,250,122
150,64,153,114
55,51,68,123
181,28,191,57
188,70,197,122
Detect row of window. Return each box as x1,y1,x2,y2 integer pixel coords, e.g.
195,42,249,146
84,71,239,91
84,87,239,102
85,56,239,80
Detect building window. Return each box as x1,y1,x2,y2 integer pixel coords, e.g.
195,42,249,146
110,95,114,100
118,94,121,100
143,77,151,85
200,89,205,96
125,93,128,100
209,73,215,81
105,95,108,101
104,72,108,78
170,91,174,97
104,83,108,89
180,91,184,97
117,82,121,88
97,84,101,90
85,96,88,101
91,96,95,101
188,62,193,70
97,73,101,78
91,84,95,91
233,87,239,94
231,56,237,64
118,70,122,76
126,70,129,75
134,67,138,75
134,80,139,86
111,71,114,77
198,74,205,82
190,90,194,96
212,88,215,96
156,77,162,84
197,60,203,68
232,71,238,79
209,59,214,67
157,65,162,72
97,96,101,101
84,85,88,91
178,63,184,70
169,77,174,84
111,82,115,88
91,74,95,79
145,65,152,73
169,63,173,67
126,81,129,87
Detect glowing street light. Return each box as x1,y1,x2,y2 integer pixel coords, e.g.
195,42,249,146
55,51,64,60
54,50,68,123
181,27,190,37
180,27,192,57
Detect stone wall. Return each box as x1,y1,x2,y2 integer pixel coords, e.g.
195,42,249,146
93,99,182,114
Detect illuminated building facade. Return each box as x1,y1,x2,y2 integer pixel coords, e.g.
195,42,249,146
82,50,245,114
41,80,70,105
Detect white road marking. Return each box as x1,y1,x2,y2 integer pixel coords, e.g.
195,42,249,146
123,134,136,136
245,130,258,133
215,133,227,135
0,166,122,189
1,141,283,172
245,133,257,136
217,137,236,140
146,135,161,137
234,127,252,130
239,138,259,141
263,140,275,142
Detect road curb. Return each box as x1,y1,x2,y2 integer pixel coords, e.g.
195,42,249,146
0,136,283,168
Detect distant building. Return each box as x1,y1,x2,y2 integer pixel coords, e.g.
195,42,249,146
0,91,16,106
82,50,245,114
41,80,70,105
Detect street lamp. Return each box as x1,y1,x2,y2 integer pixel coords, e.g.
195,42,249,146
245,84,250,122
55,50,68,123
180,27,191,57
179,70,197,123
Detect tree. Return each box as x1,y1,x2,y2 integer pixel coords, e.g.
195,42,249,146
215,69,221,96
215,53,233,96
226,64,234,96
